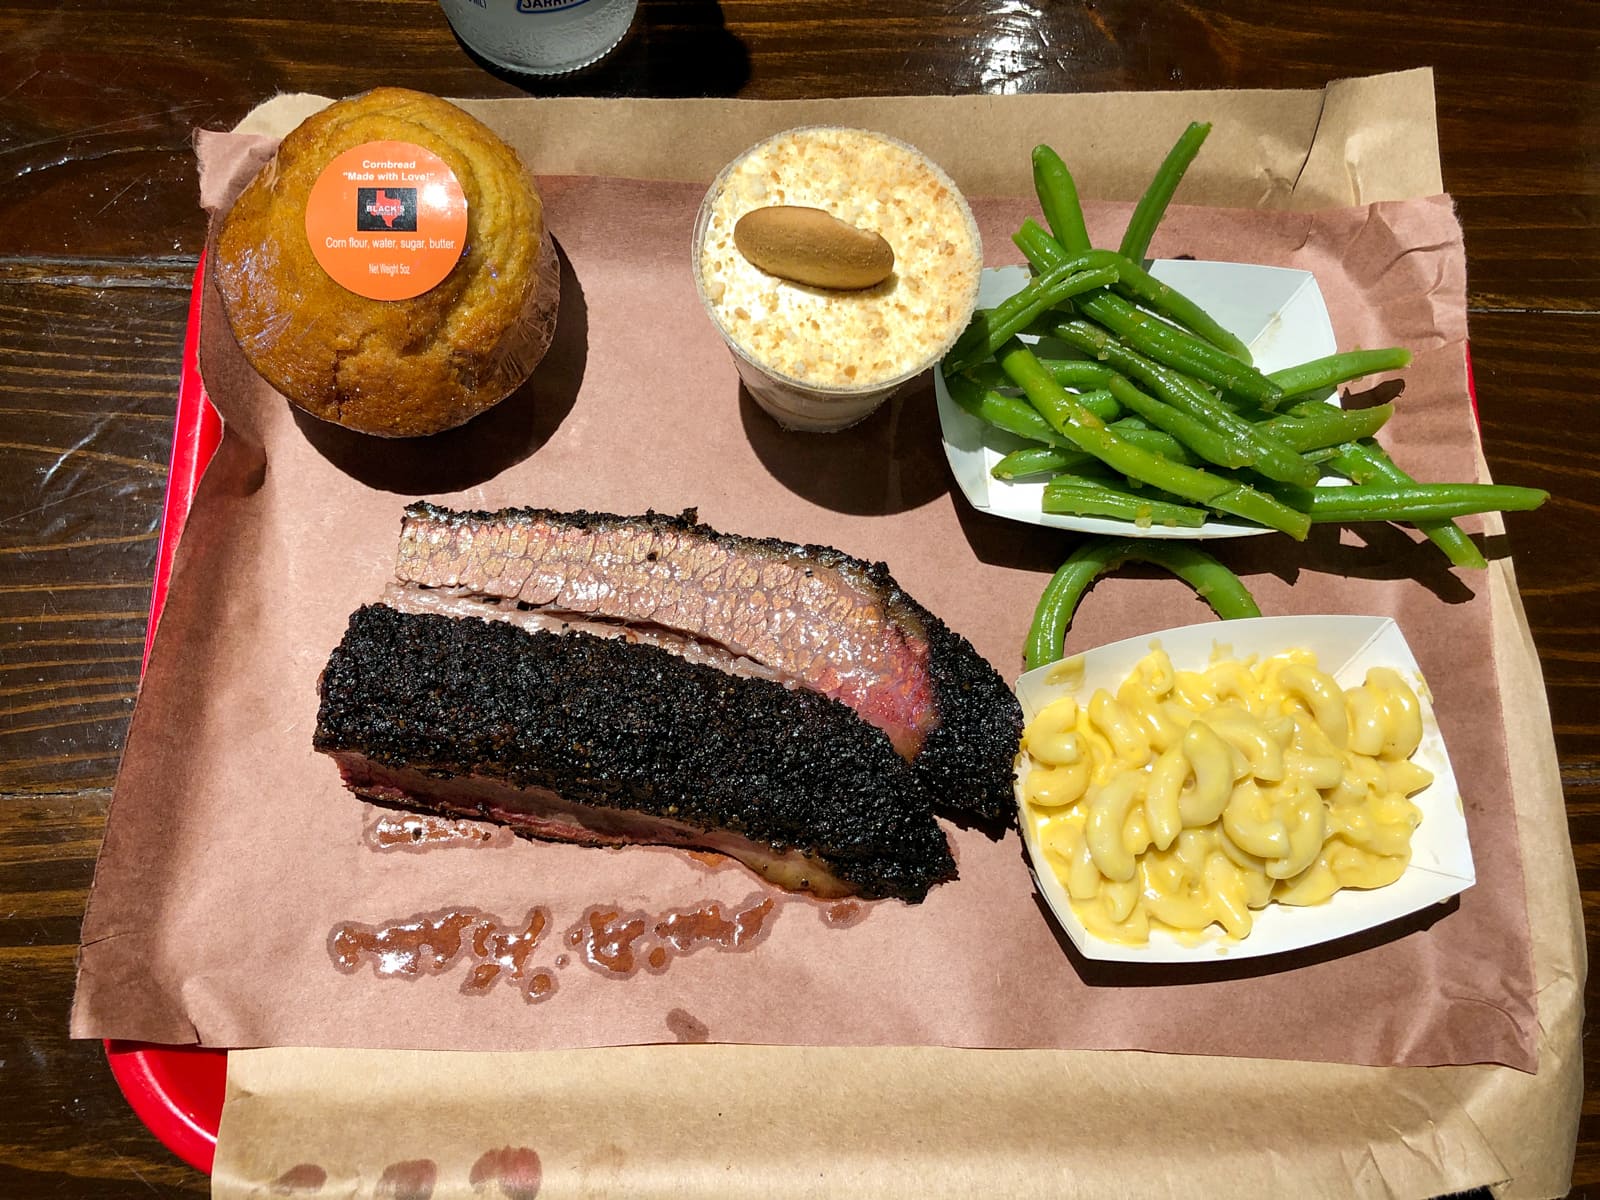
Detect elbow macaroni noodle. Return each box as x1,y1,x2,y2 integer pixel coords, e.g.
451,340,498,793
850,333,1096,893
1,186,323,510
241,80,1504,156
1020,647,1431,944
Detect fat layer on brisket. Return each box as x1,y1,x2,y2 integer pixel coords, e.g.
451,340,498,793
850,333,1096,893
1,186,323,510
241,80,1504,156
394,502,1021,822
314,604,958,902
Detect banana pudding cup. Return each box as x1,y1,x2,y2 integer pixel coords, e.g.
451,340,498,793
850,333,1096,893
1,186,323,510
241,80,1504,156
694,126,983,432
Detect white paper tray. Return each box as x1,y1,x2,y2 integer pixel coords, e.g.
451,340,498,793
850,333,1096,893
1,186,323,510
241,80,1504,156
1013,615,1474,964
935,262,1340,539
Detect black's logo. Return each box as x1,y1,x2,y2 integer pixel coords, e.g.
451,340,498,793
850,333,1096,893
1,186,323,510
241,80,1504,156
356,187,418,231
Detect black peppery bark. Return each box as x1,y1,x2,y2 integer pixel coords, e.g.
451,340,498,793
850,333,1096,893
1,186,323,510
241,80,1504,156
315,604,958,902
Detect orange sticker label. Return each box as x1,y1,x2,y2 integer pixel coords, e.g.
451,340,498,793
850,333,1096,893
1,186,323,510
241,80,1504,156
304,140,468,301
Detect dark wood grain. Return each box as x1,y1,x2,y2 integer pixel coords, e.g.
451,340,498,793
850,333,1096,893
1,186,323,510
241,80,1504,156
2,1,1597,309
0,280,179,793
1474,310,1600,791
0,794,206,1197
0,1,1594,1195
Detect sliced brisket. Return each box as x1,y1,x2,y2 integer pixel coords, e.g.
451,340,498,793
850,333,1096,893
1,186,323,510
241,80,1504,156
314,604,957,903
394,502,1020,822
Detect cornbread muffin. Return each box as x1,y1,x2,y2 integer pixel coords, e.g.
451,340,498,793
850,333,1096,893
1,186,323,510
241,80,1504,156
695,126,982,431
214,88,559,438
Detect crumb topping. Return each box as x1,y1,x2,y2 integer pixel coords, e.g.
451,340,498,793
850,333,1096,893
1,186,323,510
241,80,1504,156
697,128,981,391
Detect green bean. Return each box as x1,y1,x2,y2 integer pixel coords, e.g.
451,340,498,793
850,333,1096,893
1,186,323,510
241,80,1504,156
1032,144,1093,255
1269,348,1413,400
1327,441,1489,569
1025,535,1260,671
993,402,1386,509
1057,323,1317,485
1106,250,1254,364
1014,216,1071,270
1269,399,1394,449
947,370,1121,438
1292,482,1549,524
998,340,1311,539
993,446,1091,480
965,358,1115,393
1105,374,1254,470
1013,267,1119,338
944,372,1073,447
1043,359,1116,390
944,249,1121,371
945,265,1119,373
1014,222,1282,404
1078,290,1283,405
1107,421,1201,465
1049,321,1260,467
1120,121,1212,264
957,407,1203,472
964,132,1553,557
1067,387,1121,422
1017,219,1254,366
1042,479,1210,528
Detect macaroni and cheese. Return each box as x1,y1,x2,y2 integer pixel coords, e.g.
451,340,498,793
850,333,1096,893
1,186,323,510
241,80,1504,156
1019,646,1431,944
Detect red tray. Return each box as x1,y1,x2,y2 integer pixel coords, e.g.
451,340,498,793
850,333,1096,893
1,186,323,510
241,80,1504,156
104,255,228,1175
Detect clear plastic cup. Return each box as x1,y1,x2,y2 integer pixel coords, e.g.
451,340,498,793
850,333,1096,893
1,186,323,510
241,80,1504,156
439,0,638,78
693,126,983,433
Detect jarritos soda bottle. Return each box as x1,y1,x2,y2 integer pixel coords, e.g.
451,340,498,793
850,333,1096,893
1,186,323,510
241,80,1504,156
439,0,639,77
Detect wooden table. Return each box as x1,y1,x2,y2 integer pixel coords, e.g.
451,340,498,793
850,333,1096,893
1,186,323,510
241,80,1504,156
0,2,1593,1194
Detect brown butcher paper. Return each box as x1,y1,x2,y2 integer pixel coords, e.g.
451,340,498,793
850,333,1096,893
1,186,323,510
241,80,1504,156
78,68,1581,1197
